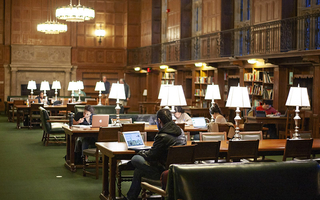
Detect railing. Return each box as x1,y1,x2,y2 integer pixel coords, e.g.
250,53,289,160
127,12,320,66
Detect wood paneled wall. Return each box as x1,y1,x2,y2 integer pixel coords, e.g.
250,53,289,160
127,0,141,49
141,0,152,47
202,0,221,34
167,0,180,41
252,0,281,25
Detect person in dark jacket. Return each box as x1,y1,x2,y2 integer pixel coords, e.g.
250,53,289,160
126,108,186,200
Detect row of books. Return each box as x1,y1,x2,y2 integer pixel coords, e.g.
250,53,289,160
247,84,263,95
195,76,214,84
244,70,274,83
263,88,273,100
194,89,206,96
161,80,175,84
252,99,261,107
162,73,175,79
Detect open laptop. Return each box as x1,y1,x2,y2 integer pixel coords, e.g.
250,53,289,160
92,115,109,128
191,117,207,129
256,111,266,117
123,131,151,151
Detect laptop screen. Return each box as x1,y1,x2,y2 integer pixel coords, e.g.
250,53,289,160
123,131,144,148
191,117,207,128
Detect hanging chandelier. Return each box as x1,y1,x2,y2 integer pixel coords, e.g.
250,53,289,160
37,0,67,34
56,0,95,22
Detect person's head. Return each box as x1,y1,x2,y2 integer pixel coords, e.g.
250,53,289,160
209,103,222,118
83,105,94,118
156,108,172,130
102,76,107,82
39,91,44,98
120,78,125,84
262,100,272,110
174,106,184,119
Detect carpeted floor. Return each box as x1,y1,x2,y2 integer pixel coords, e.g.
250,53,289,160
0,115,130,200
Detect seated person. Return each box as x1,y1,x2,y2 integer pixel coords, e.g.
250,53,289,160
256,100,279,115
36,91,48,104
210,103,227,123
74,90,86,97
174,106,192,125
255,100,279,139
126,109,186,200
73,105,96,162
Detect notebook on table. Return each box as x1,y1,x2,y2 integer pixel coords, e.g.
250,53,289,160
123,131,151,151
92,115,109,128
191,117,207,129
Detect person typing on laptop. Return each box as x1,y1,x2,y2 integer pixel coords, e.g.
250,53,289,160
255,100,279,139
126,108,186,200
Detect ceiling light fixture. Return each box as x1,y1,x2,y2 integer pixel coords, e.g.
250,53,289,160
134,67,141,71
160,65,168,69
56,0,95,22
195,62,203,67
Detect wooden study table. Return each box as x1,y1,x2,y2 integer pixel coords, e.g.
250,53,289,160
15,105,67,129
62,124,207,172
96,139,320,200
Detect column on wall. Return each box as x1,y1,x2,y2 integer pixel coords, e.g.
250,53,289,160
10,67,17,95
312,64,320,138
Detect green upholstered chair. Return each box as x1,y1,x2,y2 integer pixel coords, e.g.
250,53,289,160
39,107,66,146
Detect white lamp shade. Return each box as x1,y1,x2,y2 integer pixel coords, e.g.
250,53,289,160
109,82,126,100
68,81,78,91
143,89,147,96
160,85,187,106
226,86,251,108
285,86,310,107
158,84,172,99
94,81,106,91
77,80,84,90
205,84,221,100
40,80,50,91
52,80,61,89
27,80,37,90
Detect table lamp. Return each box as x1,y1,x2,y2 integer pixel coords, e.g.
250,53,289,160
285,84,310,139
77,80,84,102
205,84,221,122
158,84,173,110
52,80,61,101
109,81,126,126
68,81,77,103
27,80,37,98
160,85,187,113
226,84,251,140
40,80,50,106
143,89,147,102
95,81,106,106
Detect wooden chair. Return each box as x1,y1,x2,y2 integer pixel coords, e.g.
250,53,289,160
9,100,25,122
289,130,312,139
120,123,144,132
176,123,185,131
192,141,221,163
218,123,231,133
29,103,43,128
111,118,132,125
282,139,313,161
279,110,305,139
86,99,97,105
226,140,259,162
239,131,263,141
199,132,227,141
82,127,120,179
184,131,191,141
244,122,264,131
141,145,196,200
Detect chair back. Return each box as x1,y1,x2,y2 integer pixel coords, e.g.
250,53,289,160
86,99,97,105
176,123,185,131
289,130,312,139
165,145,195,169
98,127,121,142
282,139,313,161
244,122,264,131
199,132,227,141
112,118,132,125
227,140,259,162
118,131,147,142
13,100,25,106
39,107,51,133
184,131,191,141
120,123,144,132
218,123,230,133
239,131,263,140
192,141,221,162
30,103,43,112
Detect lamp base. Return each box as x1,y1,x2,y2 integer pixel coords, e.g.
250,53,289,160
231,107,241,141
112,102,122,127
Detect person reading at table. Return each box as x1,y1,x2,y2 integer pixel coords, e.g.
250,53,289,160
126,108,187,200
73,105,96,163
255,100,279,139
210,103,227,123
174,106,192,125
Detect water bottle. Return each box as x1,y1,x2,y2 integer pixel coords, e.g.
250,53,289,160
69,112,74,127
